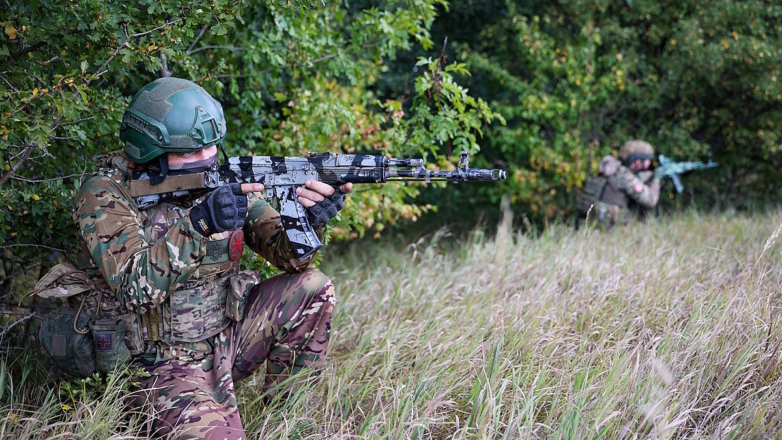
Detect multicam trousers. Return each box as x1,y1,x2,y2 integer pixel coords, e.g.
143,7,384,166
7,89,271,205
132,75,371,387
132,268,335,439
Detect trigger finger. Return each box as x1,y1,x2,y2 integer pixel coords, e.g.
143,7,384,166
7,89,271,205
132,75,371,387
298,196,316,208
296,187,325,202
230,183,244,196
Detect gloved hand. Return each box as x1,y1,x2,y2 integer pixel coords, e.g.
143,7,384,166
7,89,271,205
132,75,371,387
189,183,248,237
305,187,346,225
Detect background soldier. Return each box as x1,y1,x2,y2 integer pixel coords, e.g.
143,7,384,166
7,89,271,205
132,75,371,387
576,140,661,227
55,77,351,438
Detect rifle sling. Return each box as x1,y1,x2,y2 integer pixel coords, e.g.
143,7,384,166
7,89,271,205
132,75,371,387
129,173,207,197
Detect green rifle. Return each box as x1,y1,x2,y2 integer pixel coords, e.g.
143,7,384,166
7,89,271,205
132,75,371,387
654,154,718,193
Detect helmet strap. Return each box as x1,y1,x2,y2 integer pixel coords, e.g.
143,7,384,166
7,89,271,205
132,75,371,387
149,156,169,185
218,144,229,163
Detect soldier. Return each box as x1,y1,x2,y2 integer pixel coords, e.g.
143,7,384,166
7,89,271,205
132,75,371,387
576,140,660,227
56,77,351,438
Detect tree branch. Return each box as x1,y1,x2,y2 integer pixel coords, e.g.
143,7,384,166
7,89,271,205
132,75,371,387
187,24,210,53
0,73,18,92
90,20,180,85
0,244,68,253
0,313,38,343
161,54,172,78
7,41,47,61
188,45,245,55
58,116,95,127
9,174,85,183
0,145,33,185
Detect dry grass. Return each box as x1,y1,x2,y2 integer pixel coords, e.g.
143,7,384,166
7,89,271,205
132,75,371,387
3,211,782,439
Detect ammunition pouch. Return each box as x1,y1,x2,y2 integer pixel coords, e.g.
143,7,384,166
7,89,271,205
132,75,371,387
140,270,259,345
168,276,232,343
226,271,260,321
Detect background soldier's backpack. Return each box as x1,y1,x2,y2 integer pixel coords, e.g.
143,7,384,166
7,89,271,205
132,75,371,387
576,176,608,215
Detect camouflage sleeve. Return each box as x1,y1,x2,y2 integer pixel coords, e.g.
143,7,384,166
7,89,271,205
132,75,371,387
616,168,661,208
73,175,208,314
243,192,326,273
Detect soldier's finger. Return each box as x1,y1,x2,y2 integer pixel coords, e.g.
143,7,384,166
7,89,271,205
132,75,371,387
297,195,316,208
241,183,264,194
296,186,326,202
304,180,335,197
340,182,353,194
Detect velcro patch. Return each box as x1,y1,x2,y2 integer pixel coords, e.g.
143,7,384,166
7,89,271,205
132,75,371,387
52,335,67,357
229,230,244,261
95,333,113,351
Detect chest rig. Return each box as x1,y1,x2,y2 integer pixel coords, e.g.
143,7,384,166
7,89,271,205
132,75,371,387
131,199,255,353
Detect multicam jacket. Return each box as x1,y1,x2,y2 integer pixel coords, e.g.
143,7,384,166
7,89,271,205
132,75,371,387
597,155,660,210
72,153,324,361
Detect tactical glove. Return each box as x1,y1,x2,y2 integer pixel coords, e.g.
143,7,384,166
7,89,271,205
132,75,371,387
306,187,346,225
189,183,248,237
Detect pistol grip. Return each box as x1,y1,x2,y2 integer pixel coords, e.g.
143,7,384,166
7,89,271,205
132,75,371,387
275,186,322,261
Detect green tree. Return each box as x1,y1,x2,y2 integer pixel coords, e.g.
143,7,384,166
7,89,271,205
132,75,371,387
0,0,501,289
378,0,782,224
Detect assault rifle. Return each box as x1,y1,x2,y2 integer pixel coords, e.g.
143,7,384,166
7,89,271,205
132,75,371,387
654,154,718,193
130,151,506,260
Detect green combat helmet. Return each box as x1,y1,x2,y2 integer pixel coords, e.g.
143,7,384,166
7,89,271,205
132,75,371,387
119,77,226,165
618,140,655,166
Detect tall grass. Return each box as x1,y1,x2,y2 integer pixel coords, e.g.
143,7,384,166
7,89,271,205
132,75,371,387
3,212,782,439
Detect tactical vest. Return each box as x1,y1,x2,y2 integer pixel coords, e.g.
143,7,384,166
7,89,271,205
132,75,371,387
128,201,258,352
600,176,629,209
576,175,629,227
36,164,259,375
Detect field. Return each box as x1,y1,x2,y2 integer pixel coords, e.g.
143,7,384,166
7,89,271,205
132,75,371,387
3,212,782,439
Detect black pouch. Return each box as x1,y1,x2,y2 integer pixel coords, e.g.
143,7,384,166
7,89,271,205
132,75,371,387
91,318,132,373
38,306,96,378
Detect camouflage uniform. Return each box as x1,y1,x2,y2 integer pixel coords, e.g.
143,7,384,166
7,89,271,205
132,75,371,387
72,153,335,439
579,155,660,227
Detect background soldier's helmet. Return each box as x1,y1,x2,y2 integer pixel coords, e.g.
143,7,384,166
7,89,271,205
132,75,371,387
119,78,226,164
618,140,655,165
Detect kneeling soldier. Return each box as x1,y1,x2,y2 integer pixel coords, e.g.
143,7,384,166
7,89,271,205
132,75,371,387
43,77,351,438
577,140,660,227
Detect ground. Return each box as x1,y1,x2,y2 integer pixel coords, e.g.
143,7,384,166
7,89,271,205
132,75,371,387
2,211,782,439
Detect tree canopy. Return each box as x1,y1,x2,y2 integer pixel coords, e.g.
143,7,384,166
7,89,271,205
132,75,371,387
377,0,782,223
0,0,501,282
2,0,782,285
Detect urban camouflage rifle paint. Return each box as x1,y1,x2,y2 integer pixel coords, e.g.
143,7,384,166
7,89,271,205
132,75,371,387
132,151,506,260
655,154,718,193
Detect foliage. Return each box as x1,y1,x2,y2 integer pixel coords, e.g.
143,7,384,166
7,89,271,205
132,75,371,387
377,0,782,224
0,0,500,287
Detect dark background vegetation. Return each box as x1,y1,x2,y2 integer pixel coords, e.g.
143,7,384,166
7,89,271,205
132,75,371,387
2,0,781,296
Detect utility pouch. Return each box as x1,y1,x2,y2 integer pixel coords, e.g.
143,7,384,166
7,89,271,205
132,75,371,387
38,306,96,378
226,271,260,321
91,318,132,373
169,278,230,343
